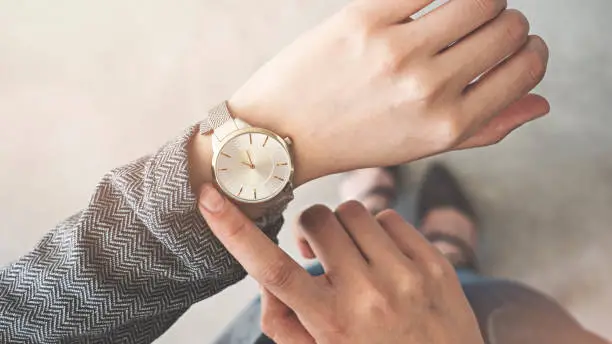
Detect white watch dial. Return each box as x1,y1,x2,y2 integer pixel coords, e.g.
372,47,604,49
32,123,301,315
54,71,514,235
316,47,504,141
214,131,292,203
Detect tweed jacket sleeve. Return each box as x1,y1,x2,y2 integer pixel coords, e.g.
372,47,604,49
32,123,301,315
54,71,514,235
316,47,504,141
0,122,292,343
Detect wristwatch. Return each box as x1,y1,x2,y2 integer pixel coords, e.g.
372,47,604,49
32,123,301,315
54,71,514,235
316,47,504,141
200,102,295,208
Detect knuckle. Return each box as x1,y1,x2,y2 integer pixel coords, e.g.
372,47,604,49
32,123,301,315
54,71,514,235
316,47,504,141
396,273,424,297
341,2,375,34
403,72,443,103
429,117,464,149
473,0,506,18
406,28,429,52
260,261,295,289
426,258,454,280
375,38,404,74
223,218,251,240
502,10,530,45
360,289,395,318
336,200,369,218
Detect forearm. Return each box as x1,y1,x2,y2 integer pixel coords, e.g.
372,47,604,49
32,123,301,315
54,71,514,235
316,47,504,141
0,122,287,343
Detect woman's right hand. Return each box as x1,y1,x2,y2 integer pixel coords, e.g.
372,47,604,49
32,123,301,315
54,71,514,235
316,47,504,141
229,0,549,186
199,185,484,344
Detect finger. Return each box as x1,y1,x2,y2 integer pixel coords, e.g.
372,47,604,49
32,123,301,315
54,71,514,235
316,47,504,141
293,217,316,259
456,94,550,149
437,9,529,88
296,232,316,260
297,204,368,274
414,0,507,54
348,0,435,26
261,288,315,344
376,210,448,268
462,35,549,125
334,201,409,266
198,184,322,310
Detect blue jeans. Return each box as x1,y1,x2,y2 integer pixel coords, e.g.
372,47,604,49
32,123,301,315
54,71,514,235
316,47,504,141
305,262,490,287
214,263,606,344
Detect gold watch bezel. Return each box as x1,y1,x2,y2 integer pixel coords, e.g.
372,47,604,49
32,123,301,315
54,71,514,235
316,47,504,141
211,127,294,204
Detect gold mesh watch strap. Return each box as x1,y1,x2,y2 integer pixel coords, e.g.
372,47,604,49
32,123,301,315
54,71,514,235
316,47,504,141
199,101,233,135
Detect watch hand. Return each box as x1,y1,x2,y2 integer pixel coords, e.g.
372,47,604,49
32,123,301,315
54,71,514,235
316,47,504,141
246,150,255,168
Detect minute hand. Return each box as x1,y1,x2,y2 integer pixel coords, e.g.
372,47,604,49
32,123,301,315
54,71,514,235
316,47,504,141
246,150,255,168
247,149,255,168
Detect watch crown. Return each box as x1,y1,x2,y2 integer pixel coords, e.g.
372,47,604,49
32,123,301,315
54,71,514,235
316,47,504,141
284,137,293,146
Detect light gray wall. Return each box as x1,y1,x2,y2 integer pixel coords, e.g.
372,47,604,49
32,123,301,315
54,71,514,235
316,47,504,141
1,0,610,342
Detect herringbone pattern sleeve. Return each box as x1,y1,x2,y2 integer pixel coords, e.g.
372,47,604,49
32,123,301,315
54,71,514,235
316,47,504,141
0,123,290,343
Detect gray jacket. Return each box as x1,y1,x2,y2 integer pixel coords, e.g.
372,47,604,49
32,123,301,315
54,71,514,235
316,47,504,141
0,122,290,343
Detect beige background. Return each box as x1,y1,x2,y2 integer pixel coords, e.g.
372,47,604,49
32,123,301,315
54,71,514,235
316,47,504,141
1,0,611,342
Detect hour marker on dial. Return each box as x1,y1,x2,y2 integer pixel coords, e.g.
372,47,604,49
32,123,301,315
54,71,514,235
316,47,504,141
276,162,288,166
221,152,232,158
274,176,284,181
254,189,257,200
263,136,269,147
237,186,243,197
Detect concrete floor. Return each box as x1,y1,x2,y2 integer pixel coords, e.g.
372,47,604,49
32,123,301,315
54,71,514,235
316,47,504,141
1,0,611,342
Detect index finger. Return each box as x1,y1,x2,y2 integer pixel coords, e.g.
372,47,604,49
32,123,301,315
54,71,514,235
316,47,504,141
197,184,323,310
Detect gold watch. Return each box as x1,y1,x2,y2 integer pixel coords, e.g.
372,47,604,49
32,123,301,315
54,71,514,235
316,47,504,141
200,102,295,206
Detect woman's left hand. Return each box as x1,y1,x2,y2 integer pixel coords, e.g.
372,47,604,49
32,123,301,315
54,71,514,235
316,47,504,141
229,0,549,186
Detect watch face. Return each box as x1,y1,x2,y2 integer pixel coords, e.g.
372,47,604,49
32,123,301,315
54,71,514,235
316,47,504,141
214,129,292,203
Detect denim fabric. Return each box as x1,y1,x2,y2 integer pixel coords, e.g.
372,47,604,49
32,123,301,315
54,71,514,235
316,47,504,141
214,263,606,344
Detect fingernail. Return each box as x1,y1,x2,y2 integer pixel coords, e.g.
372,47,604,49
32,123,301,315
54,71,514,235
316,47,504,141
199,184,225,213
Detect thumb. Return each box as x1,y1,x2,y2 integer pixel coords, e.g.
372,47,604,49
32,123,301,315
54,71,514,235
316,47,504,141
456,94,550,150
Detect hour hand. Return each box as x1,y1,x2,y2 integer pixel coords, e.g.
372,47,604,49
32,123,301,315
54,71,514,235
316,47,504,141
241,161,254,169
